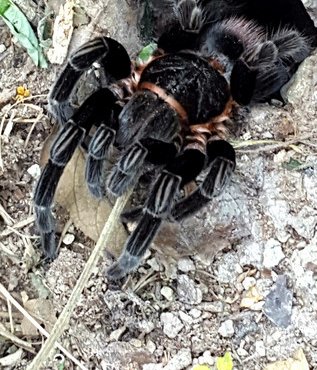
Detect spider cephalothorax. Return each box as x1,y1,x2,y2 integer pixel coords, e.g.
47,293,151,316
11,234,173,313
34,0,317,280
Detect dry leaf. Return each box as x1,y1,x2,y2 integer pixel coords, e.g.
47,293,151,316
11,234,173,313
240,285,263,309
264,348,309,370
21,298,57,336
41,131,127,257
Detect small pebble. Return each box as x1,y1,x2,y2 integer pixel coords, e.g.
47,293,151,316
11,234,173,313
198,350,215,366
242,277,256,290
200,301,224,313
27,164,41,179
139,320,155,334
263,239,285,268
177,274,203,304
237,347,249,357
161,286,174,301
164,348,192,370
129,339,142,348
109,326,126,341
218,319,235,338
255,340,266,357
179,311,193,324
160,312,183,339
177,257,195,272
189,308,202,319
146,340,156,353
147,257,161,271
62,233,75,245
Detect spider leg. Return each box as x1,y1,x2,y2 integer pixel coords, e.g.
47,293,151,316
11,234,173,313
107,137,180,197
34,89,118,259
120,140,236,224
49,37,131,124
171,140,235,221
85,104,122,198
106,148,205,280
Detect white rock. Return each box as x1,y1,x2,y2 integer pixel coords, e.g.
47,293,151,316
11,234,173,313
179,311,193,324
147,257,161,271
293,307,317,341
237,347,249,357
276,229,290,243
216,253,241,283
200,301,224,313
198,351,215,366
27,164,41,179
0,44,6,53
146,340,156,354
238,241,264,268
255,340,266,357
109,326,126,341
177,257,195,272
164,348,192,370
242,277,256,290
160,312,183,339
129,339,142,348
177,275,203,304
139,320,155,334
189,308,202,318
218,319,234,338
263,239,285,268
62,233,75,245
161,286,174,301
289,206,317,240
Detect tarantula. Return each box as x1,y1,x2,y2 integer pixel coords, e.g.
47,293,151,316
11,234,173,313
34,0,317,280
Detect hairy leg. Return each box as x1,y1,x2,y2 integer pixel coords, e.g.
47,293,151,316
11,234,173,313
34,89,118,259
106,148,205,280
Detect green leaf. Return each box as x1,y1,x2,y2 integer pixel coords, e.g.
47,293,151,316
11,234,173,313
282,158,303,171
0,0,10,14
137,42,157,63
216,352,233,370
0,0,48,67
192,365,211,370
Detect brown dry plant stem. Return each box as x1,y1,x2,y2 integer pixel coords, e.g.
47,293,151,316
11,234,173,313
26,189,132,370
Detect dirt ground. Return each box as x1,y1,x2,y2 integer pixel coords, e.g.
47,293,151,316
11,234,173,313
1,1,317,369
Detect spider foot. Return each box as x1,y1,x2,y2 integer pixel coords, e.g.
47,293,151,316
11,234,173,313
106,251,140,281
40,231,57,260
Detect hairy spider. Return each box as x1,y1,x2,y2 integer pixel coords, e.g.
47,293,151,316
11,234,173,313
34,0,317,280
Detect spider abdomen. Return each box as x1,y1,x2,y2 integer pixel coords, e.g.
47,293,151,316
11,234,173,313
139,53,230,124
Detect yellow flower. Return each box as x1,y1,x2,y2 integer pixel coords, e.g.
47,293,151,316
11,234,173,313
16,85,30,100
